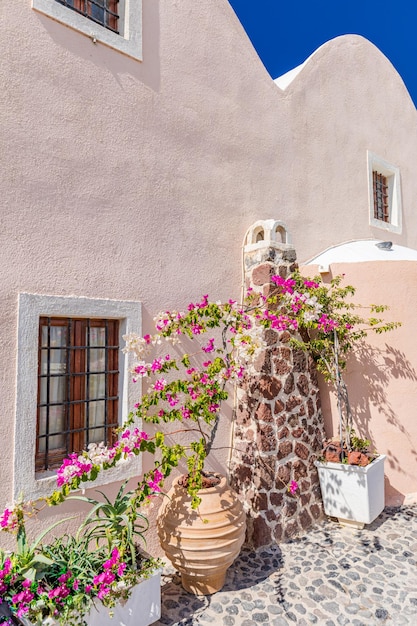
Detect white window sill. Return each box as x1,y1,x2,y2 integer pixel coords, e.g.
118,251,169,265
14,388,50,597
32,0,143,61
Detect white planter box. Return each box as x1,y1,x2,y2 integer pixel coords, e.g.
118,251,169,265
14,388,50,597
88,569,162,626
315,454,386,525
21,569,161,626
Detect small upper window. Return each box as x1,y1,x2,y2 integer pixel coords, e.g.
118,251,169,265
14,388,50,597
32,0,142,61
367,152,402,235
55,0,119,34
372,171,389,223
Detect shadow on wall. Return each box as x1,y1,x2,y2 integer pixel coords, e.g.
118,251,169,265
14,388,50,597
321,341,417,482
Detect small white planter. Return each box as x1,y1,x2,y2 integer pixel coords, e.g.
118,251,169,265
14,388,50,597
88,569,162,626
22,569,162,626
315,454,386,526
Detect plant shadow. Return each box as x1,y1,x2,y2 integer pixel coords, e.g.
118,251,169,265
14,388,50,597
327,341,417,476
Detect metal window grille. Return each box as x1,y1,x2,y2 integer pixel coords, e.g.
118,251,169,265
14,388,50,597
373,171,390,222
55,0,119,34
36,317,119,471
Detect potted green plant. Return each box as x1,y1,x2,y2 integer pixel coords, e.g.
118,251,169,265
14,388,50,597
122,296,266,594
261,271,399,527
0,481,162,626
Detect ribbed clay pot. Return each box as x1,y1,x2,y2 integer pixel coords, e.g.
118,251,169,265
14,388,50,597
157,474,246,595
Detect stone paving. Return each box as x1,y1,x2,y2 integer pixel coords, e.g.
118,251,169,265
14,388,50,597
154,506,417,626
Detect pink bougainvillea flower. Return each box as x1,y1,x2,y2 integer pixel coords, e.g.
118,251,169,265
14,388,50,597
117,563,127,576
134,363,148,377
270,275,296,293
0,509,11,528
317,314,338,333
151,358,164,372
153,378,167,391
197,295,209,309
167,393,179,407
147,469,164,492
181,407,191,419
202,338,215,353
288,480,299,494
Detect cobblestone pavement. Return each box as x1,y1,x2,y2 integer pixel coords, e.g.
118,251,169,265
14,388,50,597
154,506,417,626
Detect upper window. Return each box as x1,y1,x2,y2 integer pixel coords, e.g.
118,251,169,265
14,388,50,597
36,317,119,472
14,294,142,501
32,0,142,61
367,152,402,235
372,171,389,223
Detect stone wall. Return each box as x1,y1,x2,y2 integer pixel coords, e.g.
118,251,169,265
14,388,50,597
230,244,325,547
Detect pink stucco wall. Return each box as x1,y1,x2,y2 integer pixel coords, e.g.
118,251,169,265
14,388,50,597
303,261,417,506
2,0,417,551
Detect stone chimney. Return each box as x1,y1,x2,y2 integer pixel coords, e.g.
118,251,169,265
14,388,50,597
230,220,325,547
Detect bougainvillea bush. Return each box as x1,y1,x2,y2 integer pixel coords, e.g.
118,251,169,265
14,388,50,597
264,272,399,454
0,269,398,623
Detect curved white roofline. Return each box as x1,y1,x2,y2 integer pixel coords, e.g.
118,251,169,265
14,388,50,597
273,35,403,92
273,38,332,90
304,239,417,272
274,61,307,90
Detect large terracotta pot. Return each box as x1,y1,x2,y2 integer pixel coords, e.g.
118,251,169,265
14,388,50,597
157,474,246,595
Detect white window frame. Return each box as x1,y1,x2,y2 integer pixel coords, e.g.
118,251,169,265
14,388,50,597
32,0,142,62
14,293,142,501
367,151,402,235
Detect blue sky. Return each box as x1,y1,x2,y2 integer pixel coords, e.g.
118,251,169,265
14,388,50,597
229,0,417,107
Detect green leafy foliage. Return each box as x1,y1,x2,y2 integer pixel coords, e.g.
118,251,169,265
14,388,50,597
69,480,149,566
0,490,161,625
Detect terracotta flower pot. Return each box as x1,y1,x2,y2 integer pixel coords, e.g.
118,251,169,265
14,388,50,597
157,475,246,595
